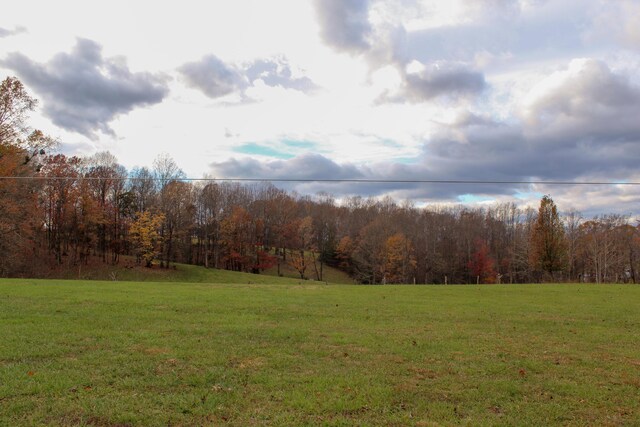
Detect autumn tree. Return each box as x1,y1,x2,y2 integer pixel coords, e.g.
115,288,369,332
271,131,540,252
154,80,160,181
288,216,315,279
269,190,299,275
352,218,390,284
1,77,37,144
84,151,120,263
130,211,165,267
468,239,496,284
336,236,355,273
529,195,567,279
153,153,185,267
40,154,82,264
0,77,54,275
160,180,195,266
195,182,222,268
220,206,254,271
309,193,338,281
383,233,417,284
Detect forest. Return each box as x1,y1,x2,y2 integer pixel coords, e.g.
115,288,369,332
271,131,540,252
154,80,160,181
2,76,639,284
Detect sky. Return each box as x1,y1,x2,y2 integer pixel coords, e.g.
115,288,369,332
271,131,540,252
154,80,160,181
2,0,640,216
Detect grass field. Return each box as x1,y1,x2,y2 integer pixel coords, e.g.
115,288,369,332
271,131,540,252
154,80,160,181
1,280,639,426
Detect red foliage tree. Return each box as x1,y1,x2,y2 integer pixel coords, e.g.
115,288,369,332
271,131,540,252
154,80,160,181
468,239,496,284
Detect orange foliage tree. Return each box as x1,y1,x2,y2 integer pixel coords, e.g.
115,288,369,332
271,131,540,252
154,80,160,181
0,77,54,275
383,233,417,284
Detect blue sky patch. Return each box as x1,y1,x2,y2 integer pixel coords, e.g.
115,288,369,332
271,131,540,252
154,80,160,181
514,190,544,201
281,139,318,150
392,157,419,165
457,194,495,203
234,143,295,159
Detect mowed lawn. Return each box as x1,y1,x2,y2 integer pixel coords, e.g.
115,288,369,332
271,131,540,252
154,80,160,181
1,280,639,426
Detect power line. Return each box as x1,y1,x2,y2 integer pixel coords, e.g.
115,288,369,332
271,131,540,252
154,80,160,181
0,176,639,186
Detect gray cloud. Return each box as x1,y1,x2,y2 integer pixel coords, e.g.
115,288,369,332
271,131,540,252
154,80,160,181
519,60,640,162
405,60,640,205
314,0,372,54
404,0,604,69
1,38,169,139
523,59,640,129
179,56,318,99
0,26,26,38
179,55,247,99
211,153,364,181
385,64,486,102
313,0,488,103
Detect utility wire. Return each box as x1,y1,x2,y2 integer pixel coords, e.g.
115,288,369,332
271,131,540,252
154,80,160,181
0,176,639,186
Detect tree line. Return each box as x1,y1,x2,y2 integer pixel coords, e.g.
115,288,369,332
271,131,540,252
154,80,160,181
2,76,639,283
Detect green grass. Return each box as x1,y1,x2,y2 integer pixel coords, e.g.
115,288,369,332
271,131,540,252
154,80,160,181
1,280,639,426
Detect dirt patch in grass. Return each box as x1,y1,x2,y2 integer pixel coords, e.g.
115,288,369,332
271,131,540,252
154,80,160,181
230,357,266,370
142,347,171,355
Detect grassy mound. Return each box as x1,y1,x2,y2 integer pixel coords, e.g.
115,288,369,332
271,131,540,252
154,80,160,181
40,256,331,285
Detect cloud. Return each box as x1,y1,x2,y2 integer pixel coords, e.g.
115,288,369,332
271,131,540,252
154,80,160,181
1,38,169,139
207,58,640,213
314,0,372,54
522,59,640,140
420,59,640,190
0,26,26,38
382,62,486,102
245,58,318,92
592,0,640,51
179,55,247,99
313,0,488,103
210,153,364,181
404,0,596,68
179,55,318,99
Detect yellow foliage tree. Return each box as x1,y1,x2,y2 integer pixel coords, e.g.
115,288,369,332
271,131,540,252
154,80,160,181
130,211,165,267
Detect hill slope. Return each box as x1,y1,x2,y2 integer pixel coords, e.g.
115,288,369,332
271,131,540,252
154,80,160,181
40,257,333,285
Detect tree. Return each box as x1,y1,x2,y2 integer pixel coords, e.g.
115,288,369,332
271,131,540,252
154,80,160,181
287,216,315,279
0,77,54,276
352,218,389,284
336,236,355,272
84,151,119,263
577,216,629,283
39,154,82,264
130,211,164,267
0,77,37,145
129,166,157,212
529,195,567,279
153,153,185,268
383,233,417,284
564,209,583,282
468,239,496,284
220,206,253,271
